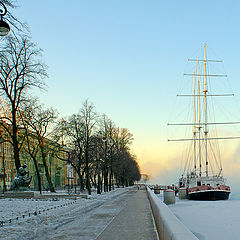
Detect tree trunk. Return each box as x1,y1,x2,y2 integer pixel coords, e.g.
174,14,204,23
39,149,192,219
79,173,84,192
32,156,42,194
85,163,91,194
116,177,120,188
121,177,124,187
104,168,108,192
40,146,55,192
109,170,114,191
12,107,21,171
2,143,6,192
85,142,91,195
86,172,91,195
97,172,101,194
76,166,82,192
101,170,104,192
93,174,97,188
25,132,42,194
112,173,114,190
90,175,95,187
109,171,112,191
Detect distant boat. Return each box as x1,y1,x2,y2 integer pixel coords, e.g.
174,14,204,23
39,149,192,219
168,44,240,200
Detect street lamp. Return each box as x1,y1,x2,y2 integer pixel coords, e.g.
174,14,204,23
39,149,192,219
0,2,10,36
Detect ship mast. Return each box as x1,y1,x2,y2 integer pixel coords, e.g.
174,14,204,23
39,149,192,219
167,44,240,179
197,59,201,177
203,43,208,177
193,70,196,174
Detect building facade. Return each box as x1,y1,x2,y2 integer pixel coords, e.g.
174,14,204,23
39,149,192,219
0,137,76,191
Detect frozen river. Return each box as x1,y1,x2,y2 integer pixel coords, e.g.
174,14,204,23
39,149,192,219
158,193,240,240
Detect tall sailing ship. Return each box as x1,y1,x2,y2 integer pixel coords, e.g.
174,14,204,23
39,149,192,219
168,44,240,200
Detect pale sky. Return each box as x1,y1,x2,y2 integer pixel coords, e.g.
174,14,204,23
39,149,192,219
12,1,240,195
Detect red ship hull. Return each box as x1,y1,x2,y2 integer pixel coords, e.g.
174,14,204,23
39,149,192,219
187,185,230,201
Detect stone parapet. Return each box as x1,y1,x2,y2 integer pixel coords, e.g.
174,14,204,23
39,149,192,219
146,186,198,240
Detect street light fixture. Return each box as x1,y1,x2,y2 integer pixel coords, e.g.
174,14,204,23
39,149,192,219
0,2,10,36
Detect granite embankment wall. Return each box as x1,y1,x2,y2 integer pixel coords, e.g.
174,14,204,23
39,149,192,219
146,186,198,240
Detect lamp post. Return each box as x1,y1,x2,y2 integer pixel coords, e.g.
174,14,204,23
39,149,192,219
0,2,10,36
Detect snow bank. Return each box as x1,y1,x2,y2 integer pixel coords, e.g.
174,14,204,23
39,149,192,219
146,186,198,240
0,187,133,239
0,197,78,225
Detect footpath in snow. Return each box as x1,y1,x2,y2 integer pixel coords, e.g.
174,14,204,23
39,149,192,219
157,192,240,240
0,186,158,240
97,185,158,240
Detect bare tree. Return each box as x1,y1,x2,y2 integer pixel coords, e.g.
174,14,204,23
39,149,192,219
58,101,98,194
62,114,85,192
19,99,42,193
90,134,104,194
0,35,47,171
79,100,98,195
119,128,134,150
20,99,56,192
113,150,141,187
110,127,135,187
98,115,116,192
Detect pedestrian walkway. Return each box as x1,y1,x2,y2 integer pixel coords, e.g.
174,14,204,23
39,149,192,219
96,186,159,240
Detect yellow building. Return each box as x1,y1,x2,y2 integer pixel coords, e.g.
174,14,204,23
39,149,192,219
0,134,76,191
0,141,16,189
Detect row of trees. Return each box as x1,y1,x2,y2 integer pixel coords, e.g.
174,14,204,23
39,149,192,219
59,107,141,194
0,33,141,194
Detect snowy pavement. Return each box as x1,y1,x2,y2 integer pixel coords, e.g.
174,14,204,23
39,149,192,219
157,192,240,240
0,187,136,240
97,187,158,240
